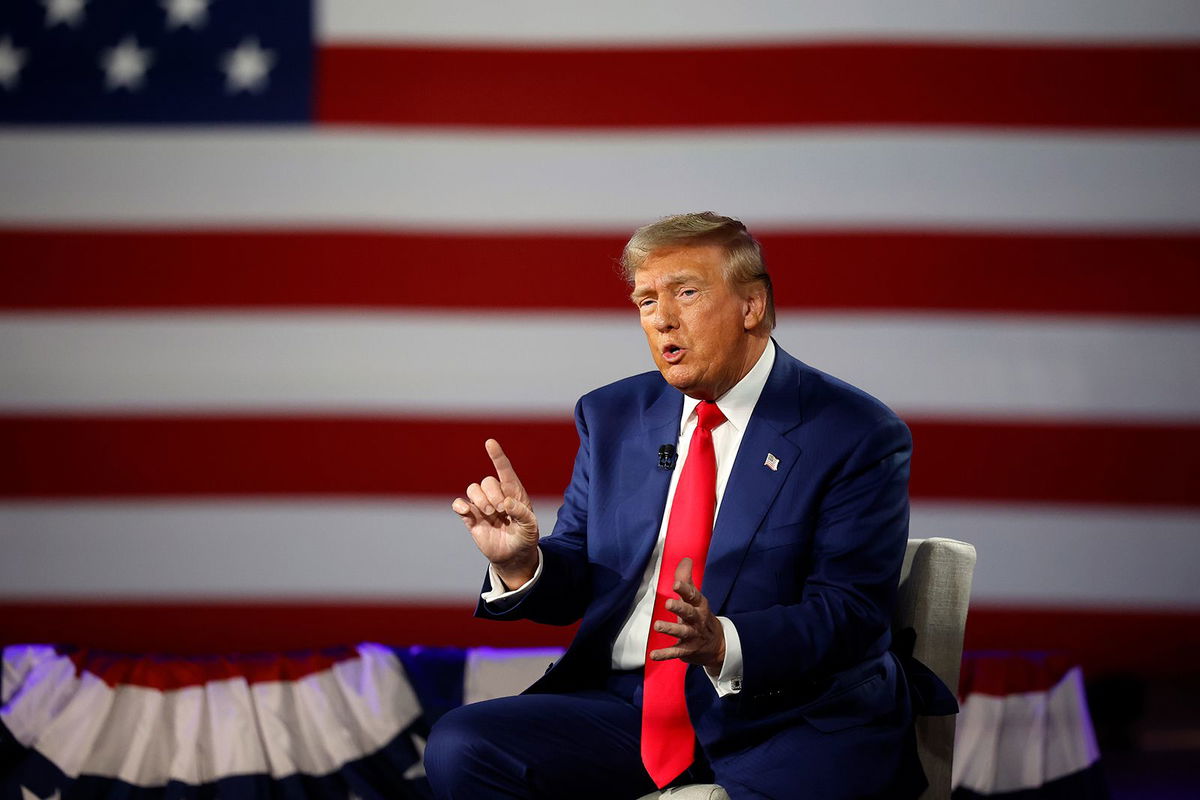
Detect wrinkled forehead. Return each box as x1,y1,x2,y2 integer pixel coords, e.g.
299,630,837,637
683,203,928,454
634,244,728,279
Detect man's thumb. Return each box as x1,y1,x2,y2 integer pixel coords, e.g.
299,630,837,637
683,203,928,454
503,497,538,532
675,556,696,587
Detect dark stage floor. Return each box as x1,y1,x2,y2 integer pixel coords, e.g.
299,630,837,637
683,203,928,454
1092,677,1200,799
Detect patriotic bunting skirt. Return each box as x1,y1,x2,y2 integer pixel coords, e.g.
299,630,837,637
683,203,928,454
953,652,1109,799
0,643,563,800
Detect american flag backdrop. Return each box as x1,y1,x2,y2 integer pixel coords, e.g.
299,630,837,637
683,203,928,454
1,0,1198,676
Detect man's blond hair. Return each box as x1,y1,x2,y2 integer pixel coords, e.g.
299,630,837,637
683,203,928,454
620,212,776,330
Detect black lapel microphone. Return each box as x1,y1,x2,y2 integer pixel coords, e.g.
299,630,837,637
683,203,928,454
657,444,678,470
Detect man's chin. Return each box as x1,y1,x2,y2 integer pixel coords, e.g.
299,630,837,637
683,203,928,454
658,367,712,399
656,364,690,390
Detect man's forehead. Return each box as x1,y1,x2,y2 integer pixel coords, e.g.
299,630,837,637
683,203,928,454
633,269,709,291
633,246,725,286
641,243,724,266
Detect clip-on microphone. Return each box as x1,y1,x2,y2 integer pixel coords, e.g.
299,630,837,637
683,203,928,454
657,444,678,470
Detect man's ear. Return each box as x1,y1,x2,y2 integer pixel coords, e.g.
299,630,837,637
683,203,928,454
742,285,768,331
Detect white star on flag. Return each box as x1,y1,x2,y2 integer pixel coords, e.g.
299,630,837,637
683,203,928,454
221,37,275,94
100,36,153,91
161,0,209,30
0,36,27,90
41,0,87,28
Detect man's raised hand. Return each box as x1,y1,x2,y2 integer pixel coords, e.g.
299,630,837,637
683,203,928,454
451,439,539,590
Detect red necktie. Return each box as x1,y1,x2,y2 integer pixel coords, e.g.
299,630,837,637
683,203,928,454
641,400,727,788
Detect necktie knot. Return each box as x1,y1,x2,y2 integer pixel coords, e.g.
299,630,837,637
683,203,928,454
696,401,726,432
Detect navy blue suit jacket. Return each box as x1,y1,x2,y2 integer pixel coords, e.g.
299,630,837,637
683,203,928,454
478,343,919,788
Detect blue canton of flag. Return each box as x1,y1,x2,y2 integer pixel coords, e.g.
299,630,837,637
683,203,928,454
0,0,312,122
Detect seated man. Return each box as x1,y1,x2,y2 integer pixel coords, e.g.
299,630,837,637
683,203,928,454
425,212,925,799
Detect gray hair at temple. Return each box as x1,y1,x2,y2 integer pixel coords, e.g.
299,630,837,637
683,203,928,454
619,211,776,331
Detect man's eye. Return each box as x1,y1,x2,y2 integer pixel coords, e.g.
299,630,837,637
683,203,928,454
680,289,697,298
639,298,655,308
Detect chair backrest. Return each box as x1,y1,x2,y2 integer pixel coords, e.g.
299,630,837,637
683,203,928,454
894,537,977,800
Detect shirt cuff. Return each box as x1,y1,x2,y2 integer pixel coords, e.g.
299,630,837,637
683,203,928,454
480,547,543,609
705,616,744,697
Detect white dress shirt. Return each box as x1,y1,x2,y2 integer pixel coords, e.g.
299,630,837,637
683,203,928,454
484,340,777,697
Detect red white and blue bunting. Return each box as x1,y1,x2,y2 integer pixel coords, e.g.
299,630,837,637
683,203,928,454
953,653,1107,799
1,643,445,799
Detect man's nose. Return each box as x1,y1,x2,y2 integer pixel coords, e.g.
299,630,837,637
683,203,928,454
651,302,678,331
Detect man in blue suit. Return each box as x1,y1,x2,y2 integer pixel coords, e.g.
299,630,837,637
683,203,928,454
425,213,925,799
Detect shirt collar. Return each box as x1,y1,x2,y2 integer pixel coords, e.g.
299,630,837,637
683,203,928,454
680,339,776,434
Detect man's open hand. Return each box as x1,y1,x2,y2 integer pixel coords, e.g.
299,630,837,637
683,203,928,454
451,439,539,590
649,557,726,672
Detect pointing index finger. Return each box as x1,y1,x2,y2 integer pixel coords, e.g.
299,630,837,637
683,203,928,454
485,438,523,490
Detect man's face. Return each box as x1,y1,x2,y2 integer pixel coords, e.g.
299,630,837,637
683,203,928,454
631,244,764,401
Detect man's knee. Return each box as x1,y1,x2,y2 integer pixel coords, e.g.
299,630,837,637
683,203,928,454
425,702,523,797
424,704,470,777
425,704,487,778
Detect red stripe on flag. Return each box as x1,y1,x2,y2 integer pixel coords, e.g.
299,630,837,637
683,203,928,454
0,601,576,656
965,605,1200,680
2,416,1197,506
0,601,1194,678
907,420,1200,507
316,43,1200,129
0,417,577,498
4,230,1198,315
0,416,580,497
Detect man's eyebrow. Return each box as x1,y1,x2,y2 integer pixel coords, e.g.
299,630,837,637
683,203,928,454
631,271,706,300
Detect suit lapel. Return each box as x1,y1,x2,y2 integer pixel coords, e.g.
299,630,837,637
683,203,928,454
612,383,683,581
703,348,805,614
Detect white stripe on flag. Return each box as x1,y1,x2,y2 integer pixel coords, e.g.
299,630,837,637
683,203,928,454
0,499,492,600
318,0,1200,44
2,131,1198,230
913,503,1200,609
2,500,1198,608
3,312,1198,420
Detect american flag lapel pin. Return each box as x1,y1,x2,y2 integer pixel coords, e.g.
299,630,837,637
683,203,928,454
764,453,780,471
